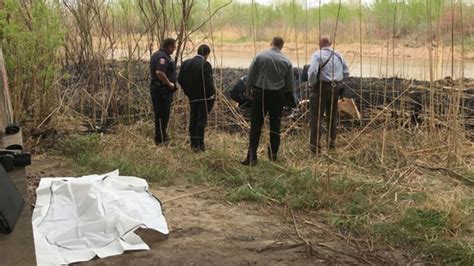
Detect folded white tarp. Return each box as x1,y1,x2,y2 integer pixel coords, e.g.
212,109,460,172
32,170,168,265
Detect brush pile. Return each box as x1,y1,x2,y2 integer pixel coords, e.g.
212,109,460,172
31,62,472,140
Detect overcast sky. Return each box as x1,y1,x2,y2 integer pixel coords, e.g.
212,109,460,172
236,0,376,8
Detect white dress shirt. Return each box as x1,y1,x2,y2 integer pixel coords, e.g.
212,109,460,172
307,47,349,86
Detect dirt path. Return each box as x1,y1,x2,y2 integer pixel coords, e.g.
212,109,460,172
27,155,405,265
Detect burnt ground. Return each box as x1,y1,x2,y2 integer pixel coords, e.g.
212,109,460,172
27,155,410,265
55,63,473,137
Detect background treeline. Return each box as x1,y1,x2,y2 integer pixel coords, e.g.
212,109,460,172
207,0,474,43
0,0,473,125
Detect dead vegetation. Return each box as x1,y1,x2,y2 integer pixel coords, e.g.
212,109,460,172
2,0,474,264
47,115,473,264
23,61,474,264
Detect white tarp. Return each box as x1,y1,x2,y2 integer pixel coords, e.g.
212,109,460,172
32,170,169,265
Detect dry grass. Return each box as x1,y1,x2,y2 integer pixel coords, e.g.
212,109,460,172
50,115,474,263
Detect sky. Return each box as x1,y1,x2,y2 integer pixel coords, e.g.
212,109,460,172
236,0,376,8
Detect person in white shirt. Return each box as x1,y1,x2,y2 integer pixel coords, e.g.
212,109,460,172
307,35,349,153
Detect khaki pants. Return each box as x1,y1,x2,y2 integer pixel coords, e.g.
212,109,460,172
309,82,340,152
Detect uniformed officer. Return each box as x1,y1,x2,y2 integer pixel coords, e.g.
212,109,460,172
149,38,177,145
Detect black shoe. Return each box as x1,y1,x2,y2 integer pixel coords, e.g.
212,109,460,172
310,145,322,155
191,145,205,153
267,147,277,161
155,138,170,146
197,143,205,152
241,158,257,166
242,150,257,166
329,142,336,150
268,154,277,162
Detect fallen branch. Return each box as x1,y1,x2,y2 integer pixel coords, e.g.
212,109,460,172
258,241,305,253
414,160,474,186
291,210,373,264
290,209,333,261
302,219,358,242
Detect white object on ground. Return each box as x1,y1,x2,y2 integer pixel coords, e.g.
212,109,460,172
32,170,168,265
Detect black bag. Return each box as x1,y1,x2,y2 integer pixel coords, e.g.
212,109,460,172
0,150,31,168
0,165,25,234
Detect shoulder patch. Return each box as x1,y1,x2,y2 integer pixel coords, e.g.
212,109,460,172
159,58,166,65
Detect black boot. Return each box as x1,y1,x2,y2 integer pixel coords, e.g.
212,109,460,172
310,144,322,155
241,150,257,166
267,146,277,161
329,141,336,150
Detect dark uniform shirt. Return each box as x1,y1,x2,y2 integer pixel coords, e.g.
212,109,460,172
150,49,177,89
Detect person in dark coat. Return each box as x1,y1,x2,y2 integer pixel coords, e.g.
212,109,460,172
178,44,215,152
149,38,177,145
230,75,252,109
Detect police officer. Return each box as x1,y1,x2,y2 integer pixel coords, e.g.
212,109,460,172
150,38,177,145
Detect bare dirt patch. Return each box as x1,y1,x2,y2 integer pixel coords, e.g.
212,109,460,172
26,155,407,265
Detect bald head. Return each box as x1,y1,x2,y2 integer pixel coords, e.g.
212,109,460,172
319,35,332,49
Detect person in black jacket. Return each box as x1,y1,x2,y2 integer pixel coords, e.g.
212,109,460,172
230,75,252,109
178,44,215,152
150,38,177,145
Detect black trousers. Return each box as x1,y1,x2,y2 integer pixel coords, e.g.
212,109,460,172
247,88,284,160
150,87,173,143
309,82,340,151
189,100,214,150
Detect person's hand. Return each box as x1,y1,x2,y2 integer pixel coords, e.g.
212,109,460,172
245,88,253,101
167,82,177,91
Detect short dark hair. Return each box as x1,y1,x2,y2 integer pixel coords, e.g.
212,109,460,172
161,38,176,49
197,44,211,56
271,37,284,49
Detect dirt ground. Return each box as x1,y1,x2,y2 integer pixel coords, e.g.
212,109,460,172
27,155,409,265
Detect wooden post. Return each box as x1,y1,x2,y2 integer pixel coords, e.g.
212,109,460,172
0,46,14,134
